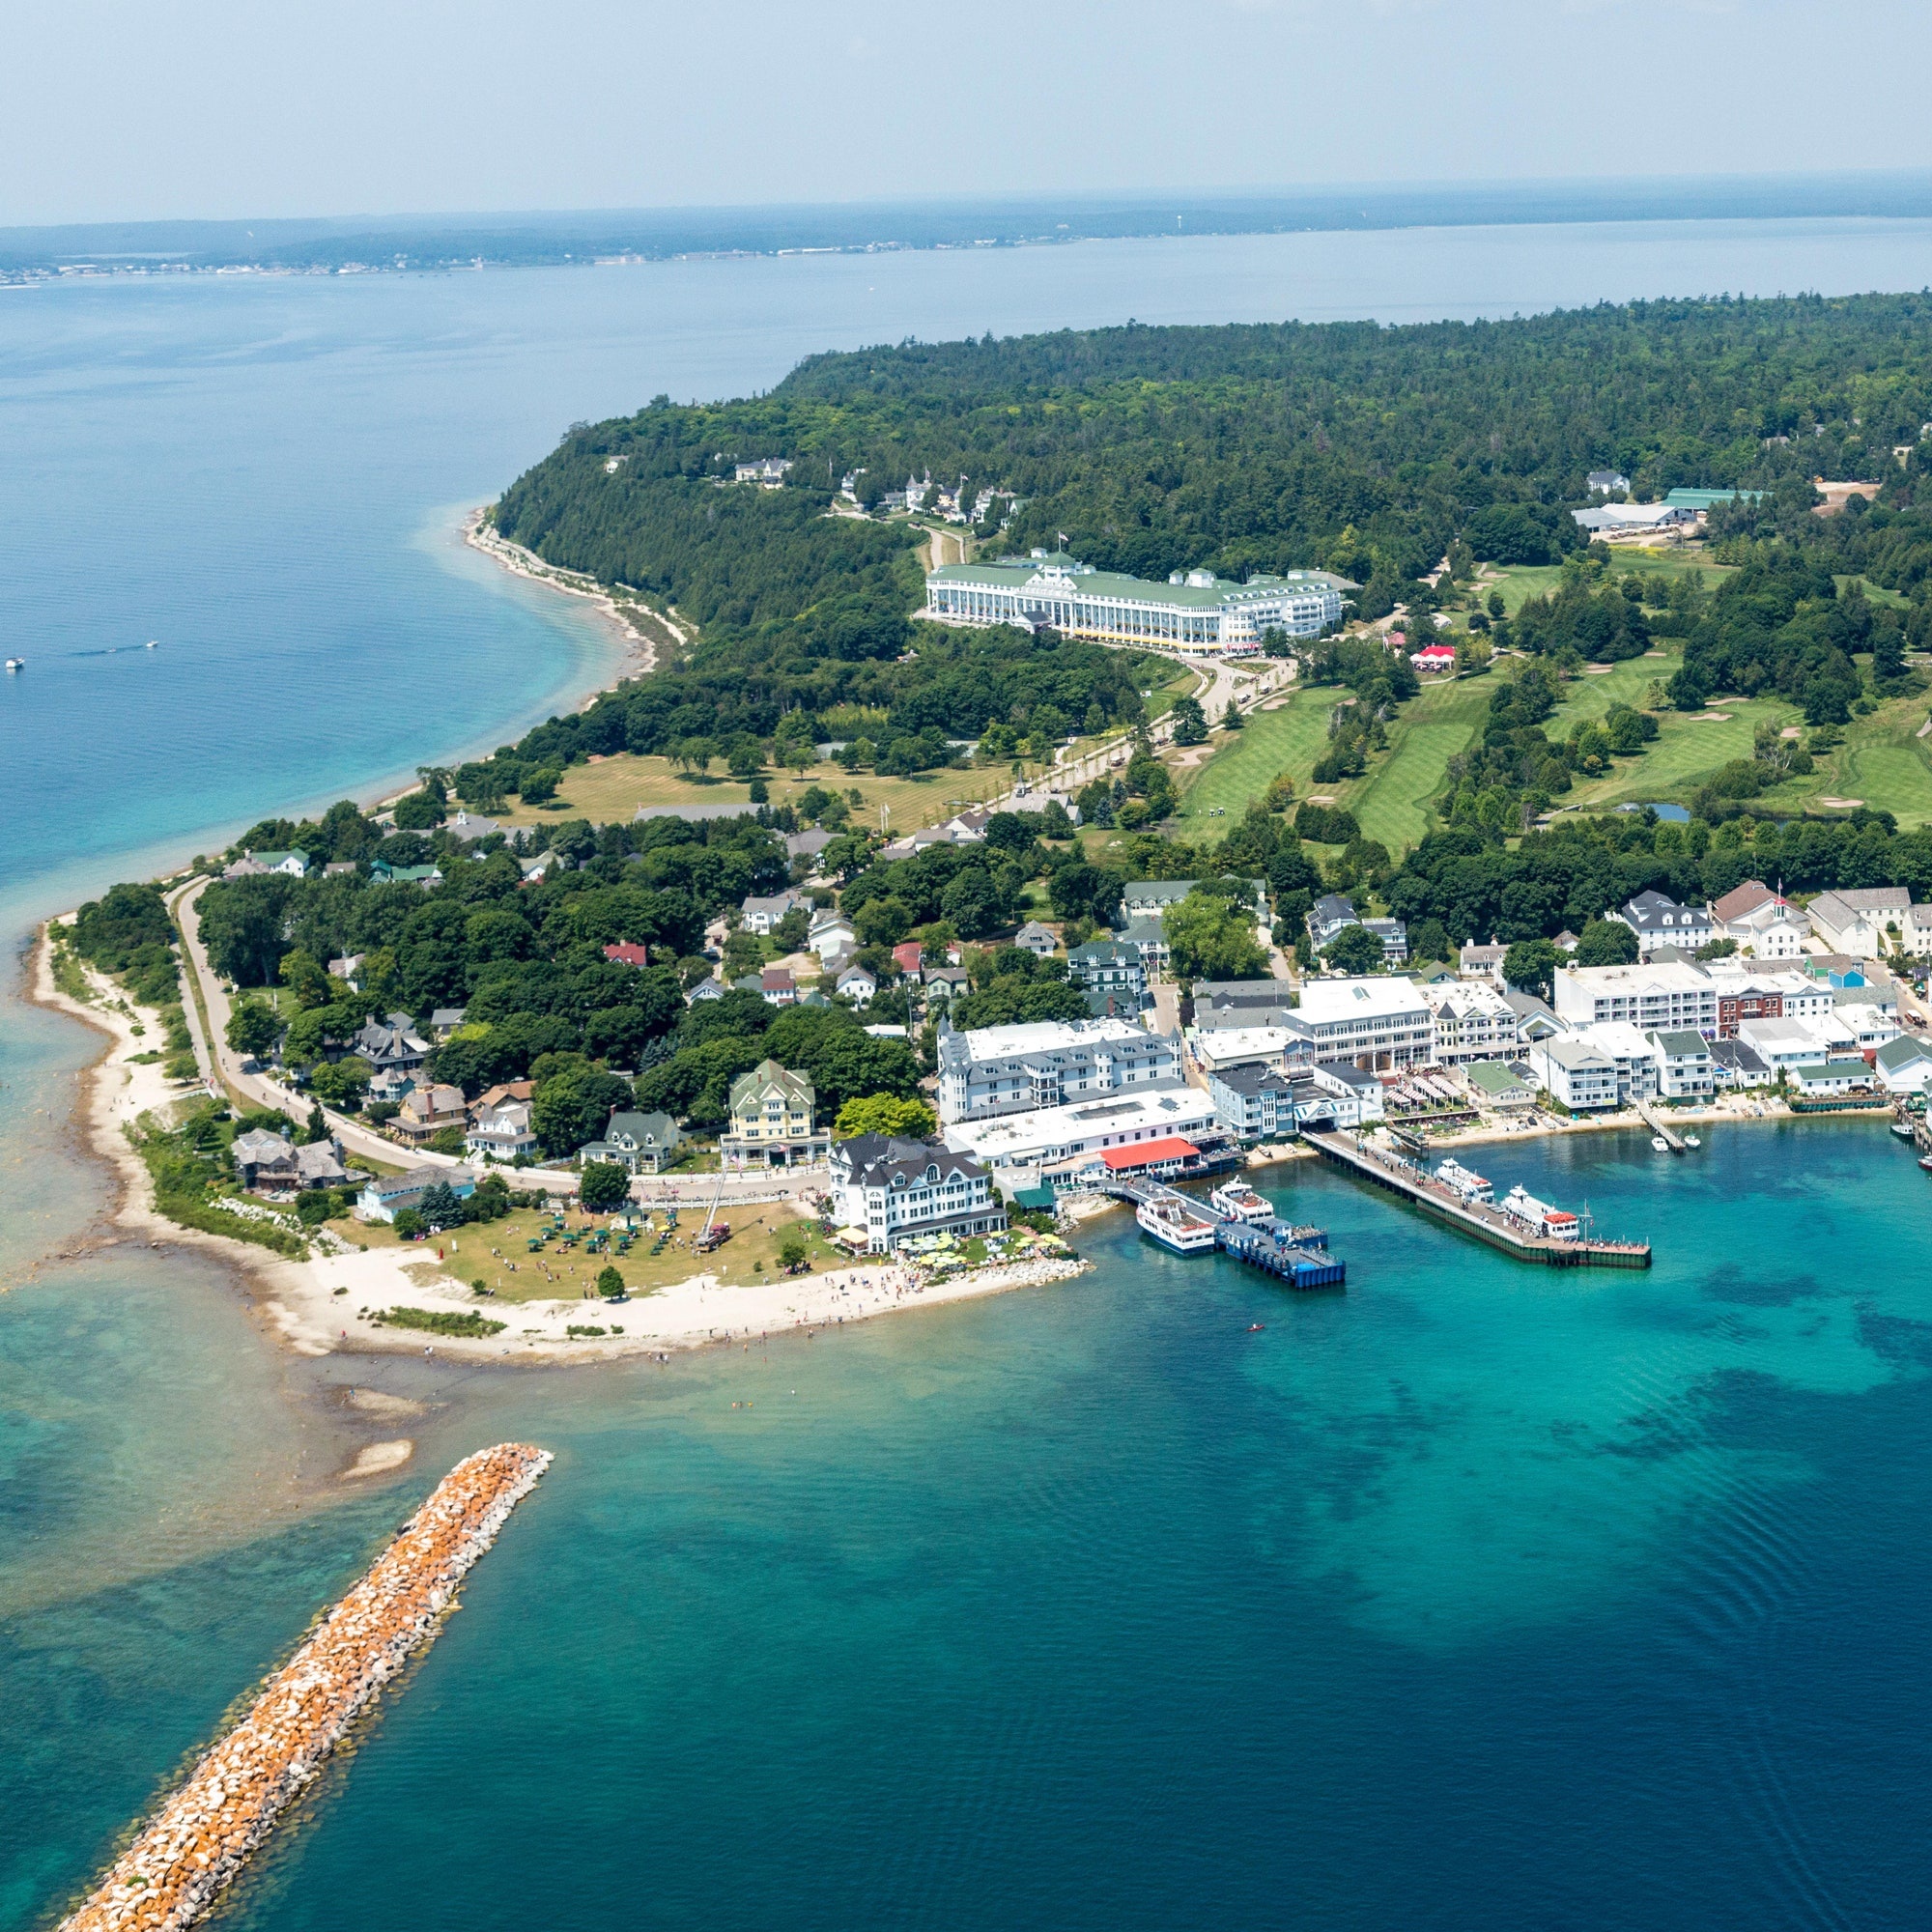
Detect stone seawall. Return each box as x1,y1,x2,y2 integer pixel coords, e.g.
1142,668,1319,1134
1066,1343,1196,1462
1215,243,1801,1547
57,1442,553,1932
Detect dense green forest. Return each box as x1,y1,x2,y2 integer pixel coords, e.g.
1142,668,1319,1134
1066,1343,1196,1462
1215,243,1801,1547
497,294,1932,641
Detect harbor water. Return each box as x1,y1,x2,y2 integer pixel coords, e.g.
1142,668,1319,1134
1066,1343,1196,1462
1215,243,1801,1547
9,219,1932,1928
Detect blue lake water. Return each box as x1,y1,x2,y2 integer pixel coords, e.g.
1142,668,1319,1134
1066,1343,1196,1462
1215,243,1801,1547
9,219,1932,1930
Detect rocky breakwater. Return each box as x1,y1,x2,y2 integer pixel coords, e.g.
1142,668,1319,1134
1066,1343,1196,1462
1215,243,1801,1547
56,1442,553,1932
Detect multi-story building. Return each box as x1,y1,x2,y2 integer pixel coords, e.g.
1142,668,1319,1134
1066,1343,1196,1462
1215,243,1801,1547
1647,1031,1715,1099
827,1135,1007,1254
1709,880,1807,958
1804,887,1912,958
1529,1036,1620,1112
1698,964,1814,1037
1306,893,1406,964
937,1016,1181,1125
1736,1016,1825,1075
1208,1063,1300,1142
1121,880,1201,921
1187,1026,1316,1077
1417,980,1518,1065
1283,977,1433,1070
922,550,1346,656
1608,890,1715,957
721,1060,830,1170
943,1085,1218,1173
1066,939,1147,1002
1190,979,1296,1029
1551,961,1719,1035
468,1099,538,1163
1572,1020,1661,1105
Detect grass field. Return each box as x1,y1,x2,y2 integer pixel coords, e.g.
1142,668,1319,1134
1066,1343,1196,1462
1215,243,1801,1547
327,1199,842,1302
1176,673,1494,851
1480,550,1733,619
493,754,1004,837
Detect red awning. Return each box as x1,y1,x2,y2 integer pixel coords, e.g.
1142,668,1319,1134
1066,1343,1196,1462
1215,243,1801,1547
1099,1136,1200,1171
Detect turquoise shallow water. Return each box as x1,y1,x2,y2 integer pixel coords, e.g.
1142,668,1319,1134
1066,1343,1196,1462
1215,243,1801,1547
11,226,1932,1927
13,1121,1932,1929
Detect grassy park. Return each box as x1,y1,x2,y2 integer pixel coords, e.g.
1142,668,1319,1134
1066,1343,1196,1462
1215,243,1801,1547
327,1199,846,1304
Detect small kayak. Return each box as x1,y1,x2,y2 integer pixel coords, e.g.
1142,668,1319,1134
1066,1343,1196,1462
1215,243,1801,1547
1246,1322,1266,1333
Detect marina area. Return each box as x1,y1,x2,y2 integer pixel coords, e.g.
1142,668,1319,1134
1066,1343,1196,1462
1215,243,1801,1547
1302,1130,1653,1268
1090,1172,1349,1289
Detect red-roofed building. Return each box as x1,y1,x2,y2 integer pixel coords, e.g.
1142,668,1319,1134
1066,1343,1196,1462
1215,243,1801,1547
1410,643,1458,672
760,966,797,1006
1098,1136,1200,1178
893,941,924,977
604,943,651,968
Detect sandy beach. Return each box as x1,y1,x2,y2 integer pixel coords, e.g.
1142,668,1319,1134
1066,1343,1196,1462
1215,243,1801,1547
25,922,1091,1369
464,506,686,687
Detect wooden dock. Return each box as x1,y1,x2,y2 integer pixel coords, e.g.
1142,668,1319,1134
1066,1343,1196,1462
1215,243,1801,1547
1302,1130,1652,1268
1636,1102,1685,1152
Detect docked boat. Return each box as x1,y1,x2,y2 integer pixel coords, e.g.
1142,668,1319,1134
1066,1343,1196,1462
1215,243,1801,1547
1651,1135,1670,1151
1893,1120,1918,1140
1920,1154,1932,1175
1136,1198,1219,1255
1209,1179,1274,1224
1683,1134,1701,1149
1435,1157,1493,1205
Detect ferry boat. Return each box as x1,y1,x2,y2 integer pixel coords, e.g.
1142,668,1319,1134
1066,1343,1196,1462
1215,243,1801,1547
1136,1198,1219,1255
1209,1179,1274,1224
1435,1157,1493,1205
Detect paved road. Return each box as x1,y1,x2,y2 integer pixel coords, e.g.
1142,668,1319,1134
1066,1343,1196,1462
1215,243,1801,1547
984,655,1297,810
170,877,825,1202
171,877,469,1174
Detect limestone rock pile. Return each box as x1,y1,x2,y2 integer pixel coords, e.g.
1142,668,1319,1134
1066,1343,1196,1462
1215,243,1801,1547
57,1442,552,1932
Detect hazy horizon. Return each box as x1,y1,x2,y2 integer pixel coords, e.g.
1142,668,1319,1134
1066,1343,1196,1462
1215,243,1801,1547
8,0,1932,228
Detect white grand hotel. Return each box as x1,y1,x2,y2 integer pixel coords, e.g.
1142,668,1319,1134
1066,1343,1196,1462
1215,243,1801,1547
922,549,1348,656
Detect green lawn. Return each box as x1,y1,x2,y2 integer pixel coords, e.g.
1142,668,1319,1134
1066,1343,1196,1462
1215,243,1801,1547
1485,551,1732,616
1176,671,1494,852
1175,690,1335,824
1548,662,1932,827
1341,675,1497,851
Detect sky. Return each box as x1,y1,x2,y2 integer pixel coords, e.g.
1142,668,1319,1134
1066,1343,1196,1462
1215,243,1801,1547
8,0,1932,227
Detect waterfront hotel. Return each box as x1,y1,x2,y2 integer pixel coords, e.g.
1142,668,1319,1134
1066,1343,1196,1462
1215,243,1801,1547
921,549,1348,656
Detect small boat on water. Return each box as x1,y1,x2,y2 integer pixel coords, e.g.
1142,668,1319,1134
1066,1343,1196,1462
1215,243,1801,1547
1209,1179,1273,1224
145,639,156,649
1920,1153,1932,1175
4,658,21,672
1246,1322,1266,1333
1136,1198,1218,1255
1683,1134,1701,1149
1651,1135,1670,1151
1893,1120,1918,1140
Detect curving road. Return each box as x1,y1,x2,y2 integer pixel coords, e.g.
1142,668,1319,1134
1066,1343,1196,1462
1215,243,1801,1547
169,877,466,1173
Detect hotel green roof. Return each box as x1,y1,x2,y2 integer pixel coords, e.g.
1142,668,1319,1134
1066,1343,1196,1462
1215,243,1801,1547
927,555,1353,609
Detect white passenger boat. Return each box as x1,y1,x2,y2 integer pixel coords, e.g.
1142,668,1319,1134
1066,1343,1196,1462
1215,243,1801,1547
1435,1157,1493,1205
4,658,21,672
1209,1179,1274,1224
1136,1198,1219,1255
